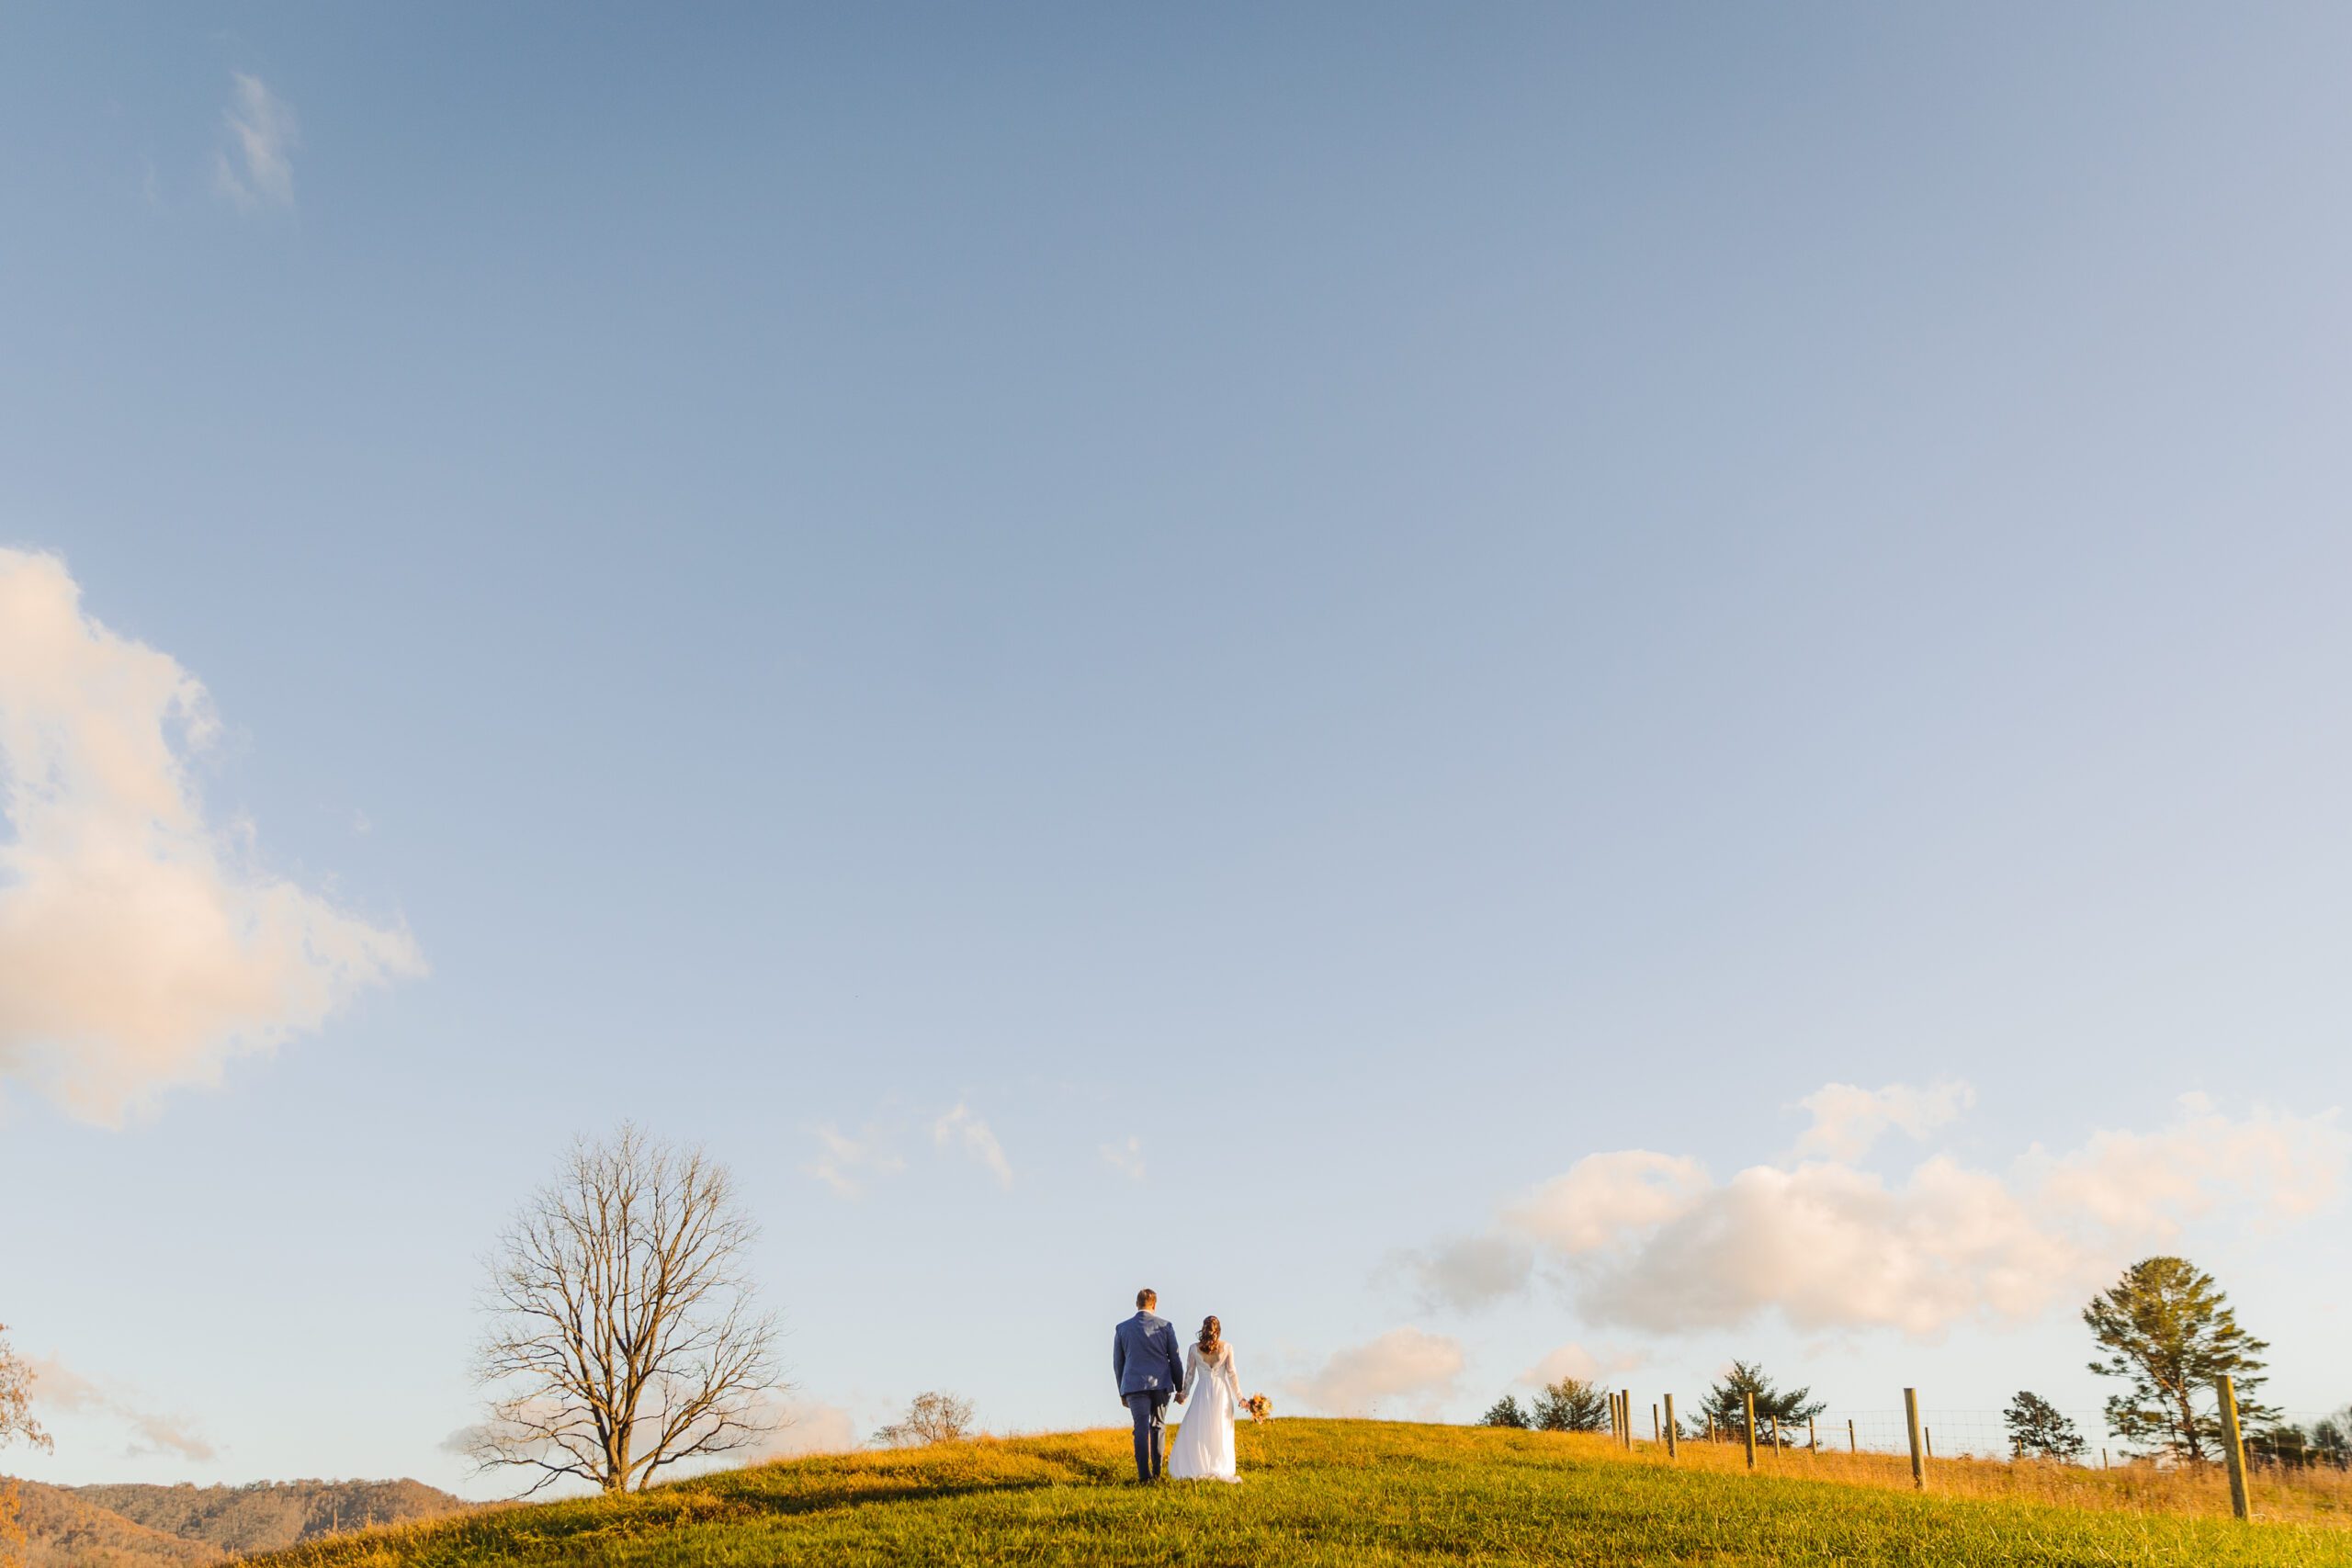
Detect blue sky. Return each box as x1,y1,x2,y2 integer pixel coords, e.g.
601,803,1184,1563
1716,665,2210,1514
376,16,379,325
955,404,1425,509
3,4,2348,1490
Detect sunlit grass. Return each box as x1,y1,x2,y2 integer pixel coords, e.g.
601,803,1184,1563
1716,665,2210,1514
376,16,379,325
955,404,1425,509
252,1419,2348,1567
1619,1428,2352,1526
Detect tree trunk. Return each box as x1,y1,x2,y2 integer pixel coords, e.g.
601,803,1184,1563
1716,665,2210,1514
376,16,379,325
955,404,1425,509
2176,1389,2203,1463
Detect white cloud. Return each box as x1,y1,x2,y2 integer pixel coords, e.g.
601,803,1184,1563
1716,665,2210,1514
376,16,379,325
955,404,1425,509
1516,1342,1641,1388
33,1358,217,1461
1412,1088,2346,1340
1288,1328,1463,1418
211,73,298,210
1099,1135,1145,1182
0,548,422,1123
1572,1155,2086,1337
752,1399,861,1460
1503,1151,1711,1253
1399,1234,1533,1313
804,1124,905,1199
809,1101,1025,1196
1793,1079,1976,1161
933,1102,1012,1189
2033,1092,2345,1235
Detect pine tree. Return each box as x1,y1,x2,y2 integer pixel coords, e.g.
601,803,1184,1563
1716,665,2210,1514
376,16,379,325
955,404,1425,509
2311,1406,2351,1465
2002,1390,2086,1461
1691,1361,1822,1445
2085,1256,2274,1461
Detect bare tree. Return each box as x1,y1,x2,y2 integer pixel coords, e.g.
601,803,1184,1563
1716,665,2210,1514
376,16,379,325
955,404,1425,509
872,1392,976,1448
1,1324,51,1568
470,1124,783,1494
0,1325,47,1456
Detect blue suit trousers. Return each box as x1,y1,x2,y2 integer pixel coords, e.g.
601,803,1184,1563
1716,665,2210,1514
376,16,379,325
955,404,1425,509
1125,1391,1170,1480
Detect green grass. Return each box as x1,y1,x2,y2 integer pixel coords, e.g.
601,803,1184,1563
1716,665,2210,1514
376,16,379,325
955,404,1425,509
251,1421,2347,1567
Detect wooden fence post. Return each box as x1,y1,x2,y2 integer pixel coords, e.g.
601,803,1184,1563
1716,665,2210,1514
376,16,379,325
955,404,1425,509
1652,1403,1660,1443
1903,1388,1926,1490
1848,1418,1856,1454
1744,1393,1758,1471
2219,1375,2252,1521
1623,1390,1634,1450
1664,1394,1679,1459
1926,1427,1934,1461
1808,1416,1817,1454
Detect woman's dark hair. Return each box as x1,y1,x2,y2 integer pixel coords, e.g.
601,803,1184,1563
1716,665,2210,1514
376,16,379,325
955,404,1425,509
1197,1315,1222,1355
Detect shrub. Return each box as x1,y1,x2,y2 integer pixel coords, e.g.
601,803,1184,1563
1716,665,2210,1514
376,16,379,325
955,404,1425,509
1478,1395,1529,1428
1530,1378,1611,1433
873,1392,977,1448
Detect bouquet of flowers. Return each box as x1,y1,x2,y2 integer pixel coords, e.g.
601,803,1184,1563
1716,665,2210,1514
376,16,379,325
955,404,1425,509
1243,1393,1273,1422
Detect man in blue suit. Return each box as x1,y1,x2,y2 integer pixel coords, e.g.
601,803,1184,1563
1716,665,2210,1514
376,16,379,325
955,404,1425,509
1113,1287,1186,1481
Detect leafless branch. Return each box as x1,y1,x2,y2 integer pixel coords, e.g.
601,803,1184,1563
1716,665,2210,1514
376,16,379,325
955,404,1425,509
872,1391,976,1448
469,1123,785,1493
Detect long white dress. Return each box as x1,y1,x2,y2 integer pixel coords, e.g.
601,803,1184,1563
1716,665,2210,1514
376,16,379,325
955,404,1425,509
1168,1341,1242,1482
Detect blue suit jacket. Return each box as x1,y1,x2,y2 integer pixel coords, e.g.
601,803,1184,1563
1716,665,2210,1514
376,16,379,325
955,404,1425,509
1113,1311,1185,1398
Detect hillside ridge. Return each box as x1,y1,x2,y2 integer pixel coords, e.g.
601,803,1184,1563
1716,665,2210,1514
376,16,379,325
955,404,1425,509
241,1420,2347,1568
6,1474,472,1567
9,1478,224,1568
70,1478,470,1555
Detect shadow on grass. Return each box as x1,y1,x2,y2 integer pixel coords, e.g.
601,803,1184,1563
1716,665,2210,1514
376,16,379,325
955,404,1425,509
447,1444,1136,1553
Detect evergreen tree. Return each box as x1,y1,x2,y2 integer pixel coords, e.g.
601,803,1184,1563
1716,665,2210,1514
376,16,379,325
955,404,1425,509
2246,1423,2313,1468
2002,1391,2086,1461
1477,1394,1530,1428
2310,1406,2351,1466
1529,1377,1611,1433
2084,1256,2274,1461
1692,1361,1823,1445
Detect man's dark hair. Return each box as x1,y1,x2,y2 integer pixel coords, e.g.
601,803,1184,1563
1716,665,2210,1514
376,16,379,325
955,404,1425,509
1136,1288,1157,1309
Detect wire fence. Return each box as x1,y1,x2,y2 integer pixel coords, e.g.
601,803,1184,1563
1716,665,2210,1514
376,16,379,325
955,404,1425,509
1588,1395,2352,1526
1673,1407,2352,1468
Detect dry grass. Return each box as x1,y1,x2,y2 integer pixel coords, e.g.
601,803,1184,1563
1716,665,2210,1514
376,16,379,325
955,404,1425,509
1634,1433,2352,1527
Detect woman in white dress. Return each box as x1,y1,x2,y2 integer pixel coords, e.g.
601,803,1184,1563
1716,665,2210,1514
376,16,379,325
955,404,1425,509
1168,1315,1242,1483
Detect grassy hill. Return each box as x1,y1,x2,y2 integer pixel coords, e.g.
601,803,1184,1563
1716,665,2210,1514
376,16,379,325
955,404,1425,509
244,1421,2347,1567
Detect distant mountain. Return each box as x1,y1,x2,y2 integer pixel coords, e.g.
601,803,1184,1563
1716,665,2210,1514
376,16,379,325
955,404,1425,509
5,1476,472,1566
68,1480,471,1557
9,1479,222,1568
